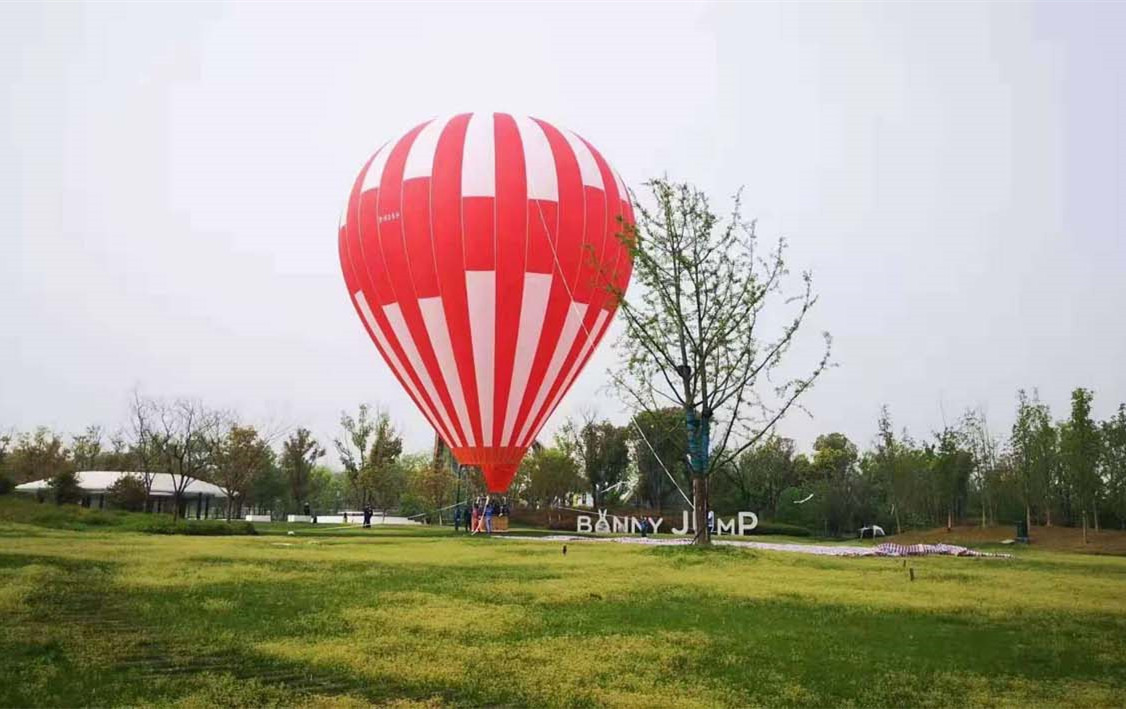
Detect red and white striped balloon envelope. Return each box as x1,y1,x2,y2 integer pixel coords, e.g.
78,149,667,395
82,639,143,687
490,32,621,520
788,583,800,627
339,113,634,493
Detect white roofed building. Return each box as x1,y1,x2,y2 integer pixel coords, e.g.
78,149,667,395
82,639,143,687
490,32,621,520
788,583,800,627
15,471,228,518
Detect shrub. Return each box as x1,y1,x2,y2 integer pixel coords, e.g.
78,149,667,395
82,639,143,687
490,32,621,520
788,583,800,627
49,470,83,505
0,474,12,496
134,517,258,536
107,475,148,512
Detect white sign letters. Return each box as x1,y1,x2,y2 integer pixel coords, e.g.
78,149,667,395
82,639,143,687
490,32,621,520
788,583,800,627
576,510,758,536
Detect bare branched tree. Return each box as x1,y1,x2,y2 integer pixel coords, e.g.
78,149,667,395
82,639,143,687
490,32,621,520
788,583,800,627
609,178,832,544
152,397,222,520
128,390,160,511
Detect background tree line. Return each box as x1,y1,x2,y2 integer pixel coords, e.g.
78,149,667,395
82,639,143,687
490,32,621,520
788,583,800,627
4,386,1124,535
0,395,451,522
482,386,1126,537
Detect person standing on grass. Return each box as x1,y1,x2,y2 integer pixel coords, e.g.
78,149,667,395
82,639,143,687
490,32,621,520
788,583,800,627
454,505,461,532
362,504,372,529
484,498,494,535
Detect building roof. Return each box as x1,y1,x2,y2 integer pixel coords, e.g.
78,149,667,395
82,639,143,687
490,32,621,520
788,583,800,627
14,471,227,498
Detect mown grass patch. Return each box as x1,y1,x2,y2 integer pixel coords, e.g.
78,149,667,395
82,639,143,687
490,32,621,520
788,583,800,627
1,512,1125,708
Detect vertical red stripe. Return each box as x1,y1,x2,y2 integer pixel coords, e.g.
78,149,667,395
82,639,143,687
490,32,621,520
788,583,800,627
491,113,527,447
431,114,483,445
376,124,469,446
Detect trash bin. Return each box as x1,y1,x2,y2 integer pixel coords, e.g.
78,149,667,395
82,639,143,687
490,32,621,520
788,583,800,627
1016,520,1029,543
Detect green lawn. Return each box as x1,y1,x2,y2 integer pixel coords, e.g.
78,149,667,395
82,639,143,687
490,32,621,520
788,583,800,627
2,508,1125,707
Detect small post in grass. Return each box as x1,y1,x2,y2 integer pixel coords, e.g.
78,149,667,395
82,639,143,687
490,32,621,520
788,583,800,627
909,566,915,582
1082,511,1088,545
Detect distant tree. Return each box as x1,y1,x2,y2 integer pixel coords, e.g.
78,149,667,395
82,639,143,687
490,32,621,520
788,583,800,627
0,433,11,494
409,460,457,522
630,408,691,512
307,465,344,514
70,425,103,471
250,461,287,518
961,407,1001,528
1101,404,1126,529
364,413,404,515
212,425,274,521
517,446,582,520
714,435,802,516
811,433,861,535
932,427,975,531
106,474,148,512
335,404,377,506
1011,390,1056,529
128,391,162,510
812,433,857,481
1060,388,1103,531
610,179,831,544
48,468,82,505
97,433,135,471
560,416,630,508
6,428,71,484
870,406,911,534
281,428,325,512
150,398,222,520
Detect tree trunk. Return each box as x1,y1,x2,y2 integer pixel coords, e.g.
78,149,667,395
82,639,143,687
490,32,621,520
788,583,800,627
692,476,710,546
1026,504,1032,536
946,507,952,532
1046,506,1052,527
1093,501,1100,533
895,505,902,536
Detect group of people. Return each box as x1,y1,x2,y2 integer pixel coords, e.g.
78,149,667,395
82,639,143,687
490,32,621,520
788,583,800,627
453,497,509,535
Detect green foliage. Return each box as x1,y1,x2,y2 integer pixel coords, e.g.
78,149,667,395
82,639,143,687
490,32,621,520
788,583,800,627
136,517,258,536
560,417,630,507
1102,405,1126,528
1012,389,1059,525
106,474,148,512
515,445,582,513
69,425,103,471
306,465,345,514
334,405,403,508
48,469,82,506
211,425,275,519
1061,387,1102,526
4,427,71,484
406,459,456,521
712,435,809,516
280,428,324,511
630,407,691,510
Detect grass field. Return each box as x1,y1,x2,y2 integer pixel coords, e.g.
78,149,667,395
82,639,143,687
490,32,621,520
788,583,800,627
2,503,1126,707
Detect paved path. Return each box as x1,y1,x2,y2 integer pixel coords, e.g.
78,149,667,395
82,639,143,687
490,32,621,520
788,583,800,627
502,534,1009,558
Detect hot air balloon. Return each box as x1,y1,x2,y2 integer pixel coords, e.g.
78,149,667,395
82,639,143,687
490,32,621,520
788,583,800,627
339,113,633,493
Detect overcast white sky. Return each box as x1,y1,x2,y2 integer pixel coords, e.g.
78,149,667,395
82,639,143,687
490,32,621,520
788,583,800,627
2,2,1123,461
